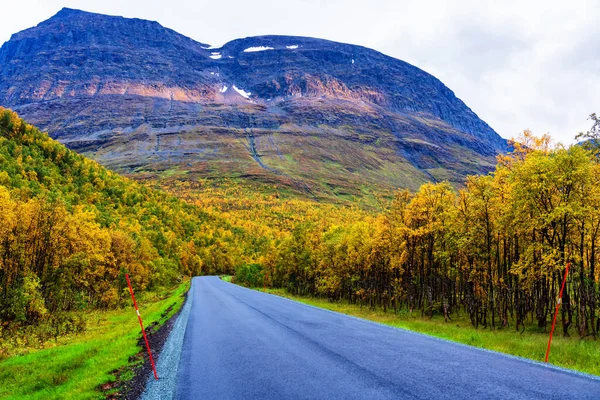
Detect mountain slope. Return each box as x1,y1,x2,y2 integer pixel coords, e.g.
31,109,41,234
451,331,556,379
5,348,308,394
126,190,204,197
0,107,244,321
0,8,506,197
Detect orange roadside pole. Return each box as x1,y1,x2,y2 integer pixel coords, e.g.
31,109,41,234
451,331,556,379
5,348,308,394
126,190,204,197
545,263,570,363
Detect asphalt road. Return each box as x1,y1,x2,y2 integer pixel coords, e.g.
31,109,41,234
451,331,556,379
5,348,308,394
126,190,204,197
174,276,600,399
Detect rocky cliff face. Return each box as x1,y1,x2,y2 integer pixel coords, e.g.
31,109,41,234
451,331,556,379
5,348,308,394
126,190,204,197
0,8,506,197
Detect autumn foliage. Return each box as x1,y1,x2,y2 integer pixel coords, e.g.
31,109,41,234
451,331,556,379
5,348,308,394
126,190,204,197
2,107,600,341
248,131,600,337
0,109,241,331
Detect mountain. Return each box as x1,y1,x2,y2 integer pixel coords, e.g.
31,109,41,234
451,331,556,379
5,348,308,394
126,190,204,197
0,8,506,198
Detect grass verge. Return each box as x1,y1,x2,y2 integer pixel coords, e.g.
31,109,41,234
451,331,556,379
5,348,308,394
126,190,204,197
0,280,189,400
258,287,600,377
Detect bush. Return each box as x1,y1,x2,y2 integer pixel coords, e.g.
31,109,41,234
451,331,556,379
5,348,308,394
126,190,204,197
234,263,264,287
150,258,180,289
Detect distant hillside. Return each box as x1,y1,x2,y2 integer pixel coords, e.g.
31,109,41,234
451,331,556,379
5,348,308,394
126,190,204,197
0,108,242,323
0,8,506,197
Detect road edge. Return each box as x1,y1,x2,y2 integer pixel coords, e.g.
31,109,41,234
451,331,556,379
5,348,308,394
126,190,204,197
141,278,196,400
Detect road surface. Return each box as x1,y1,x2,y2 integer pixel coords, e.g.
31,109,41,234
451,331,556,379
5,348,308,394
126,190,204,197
173,276,600,399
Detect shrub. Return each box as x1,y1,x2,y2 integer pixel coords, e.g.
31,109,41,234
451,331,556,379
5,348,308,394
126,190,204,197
234,263,264,287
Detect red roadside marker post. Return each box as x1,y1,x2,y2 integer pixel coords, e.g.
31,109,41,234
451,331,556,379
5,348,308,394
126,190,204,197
545,263,570,363
125,273,159,380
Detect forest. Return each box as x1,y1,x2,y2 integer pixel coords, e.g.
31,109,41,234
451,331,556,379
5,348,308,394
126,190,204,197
2,106,600,343
234,125,600,339
0,108,254,338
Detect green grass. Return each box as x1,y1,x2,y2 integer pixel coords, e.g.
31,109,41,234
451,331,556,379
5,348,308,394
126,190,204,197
221,275,233,283
0,281,189,400
260,288,600,377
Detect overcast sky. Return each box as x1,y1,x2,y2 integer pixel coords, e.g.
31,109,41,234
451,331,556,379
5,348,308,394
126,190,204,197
0,0,597,144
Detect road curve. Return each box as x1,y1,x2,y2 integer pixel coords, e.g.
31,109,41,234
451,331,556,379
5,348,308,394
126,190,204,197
175,276,600,399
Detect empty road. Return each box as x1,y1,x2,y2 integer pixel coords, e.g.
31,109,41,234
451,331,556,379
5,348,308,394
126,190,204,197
173,277,600,399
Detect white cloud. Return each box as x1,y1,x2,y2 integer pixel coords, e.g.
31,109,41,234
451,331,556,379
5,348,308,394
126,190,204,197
0,0,598,144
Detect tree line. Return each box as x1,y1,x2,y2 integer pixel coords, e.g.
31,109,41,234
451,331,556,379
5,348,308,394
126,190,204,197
250,130,600,337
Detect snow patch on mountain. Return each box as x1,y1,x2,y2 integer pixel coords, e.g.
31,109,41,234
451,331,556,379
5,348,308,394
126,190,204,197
243,46,274,53
233,85,251,98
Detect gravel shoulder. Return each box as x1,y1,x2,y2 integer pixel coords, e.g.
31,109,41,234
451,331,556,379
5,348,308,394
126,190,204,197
140,278,196,400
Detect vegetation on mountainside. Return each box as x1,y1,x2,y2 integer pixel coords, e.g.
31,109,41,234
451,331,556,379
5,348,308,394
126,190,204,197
232,128,600,340
0,108,249,349
3,105,600,343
